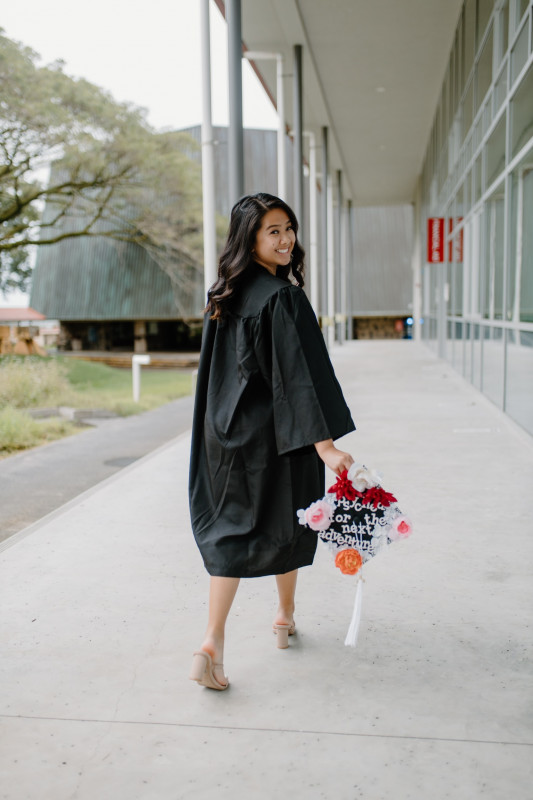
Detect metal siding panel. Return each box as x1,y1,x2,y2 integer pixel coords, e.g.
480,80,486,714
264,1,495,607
350,205,413,315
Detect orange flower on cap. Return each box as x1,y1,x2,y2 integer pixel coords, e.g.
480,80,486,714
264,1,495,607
334,548,363,575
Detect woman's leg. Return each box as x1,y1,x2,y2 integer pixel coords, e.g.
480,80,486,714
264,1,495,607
274,569,298,627
200,576,240,684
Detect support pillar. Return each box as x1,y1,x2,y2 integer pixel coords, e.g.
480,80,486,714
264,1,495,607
336,170,344,345
200,0,217,298
327,173,335,350
304,131,319,314
227,0,244,207
293,44,303,223
346,199,354,340
412,177,422,342
321,127,330,345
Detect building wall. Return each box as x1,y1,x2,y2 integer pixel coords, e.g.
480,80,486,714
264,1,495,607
420,0,533,436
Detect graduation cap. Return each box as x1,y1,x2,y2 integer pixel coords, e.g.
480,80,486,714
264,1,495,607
297,463,412,647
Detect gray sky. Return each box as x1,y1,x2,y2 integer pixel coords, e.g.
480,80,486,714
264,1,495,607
1,0,278,130
1,0,278,305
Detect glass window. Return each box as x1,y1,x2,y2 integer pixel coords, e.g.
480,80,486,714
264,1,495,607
511,21,529,85
474,153,483,202
454,261,464,317
493,63,508,114
476,25,494,110
473,322,482,388
456,181,465,217
505,329,533,435
519,167,533,322
482,326,504,407
465,168,472,210
455,24,464,101
463,79,475,141
464,0,477,82
483,193,505,319
464,322,473,378
511,62,533,158
477,1,494,45
518,0,530,23
452,321,463,371
486,114,507,187
495,0,509,65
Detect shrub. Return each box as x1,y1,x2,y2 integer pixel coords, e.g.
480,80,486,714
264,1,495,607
0,407,79,454
0,357,73,409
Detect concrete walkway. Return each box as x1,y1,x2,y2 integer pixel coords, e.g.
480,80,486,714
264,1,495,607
0,395,194,542
1,341,532,800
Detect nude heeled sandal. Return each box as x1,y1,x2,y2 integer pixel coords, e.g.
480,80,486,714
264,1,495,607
272,622,296,649
189,650,229,690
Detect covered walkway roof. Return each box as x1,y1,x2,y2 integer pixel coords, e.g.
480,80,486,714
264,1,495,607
217,0,462,205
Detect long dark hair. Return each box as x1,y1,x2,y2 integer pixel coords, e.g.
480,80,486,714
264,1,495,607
206,193,305,320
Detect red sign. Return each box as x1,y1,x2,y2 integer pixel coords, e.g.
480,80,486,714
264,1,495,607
427,217,445,263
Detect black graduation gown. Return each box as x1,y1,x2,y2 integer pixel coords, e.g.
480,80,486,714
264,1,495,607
188,266,356,578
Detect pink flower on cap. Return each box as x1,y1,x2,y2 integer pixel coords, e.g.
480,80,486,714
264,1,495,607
304,500,334,532
389,515,412,540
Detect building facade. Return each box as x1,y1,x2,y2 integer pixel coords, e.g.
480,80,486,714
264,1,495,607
419,0,533,435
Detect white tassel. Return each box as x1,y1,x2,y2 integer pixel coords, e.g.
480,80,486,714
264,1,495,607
344,576,363,647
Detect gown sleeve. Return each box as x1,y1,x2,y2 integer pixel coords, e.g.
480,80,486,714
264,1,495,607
267,285,355,455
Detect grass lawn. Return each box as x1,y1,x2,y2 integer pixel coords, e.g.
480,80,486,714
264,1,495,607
60,358,194,415
0,356,194,456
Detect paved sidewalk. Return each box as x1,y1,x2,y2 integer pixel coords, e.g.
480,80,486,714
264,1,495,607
0,394,194,542
1,341,532,799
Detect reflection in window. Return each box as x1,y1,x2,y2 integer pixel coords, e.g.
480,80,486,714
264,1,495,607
493,65,507,115
477,0,494,45
476,25,493,111
509,166,533,323
511,62,533,158
519,169,533,322
463,80,474,141
506,330,533,435
495,0,509,65
464,0,477,83
482,326,504,407
486,114,506,187
511,22,529,85
474,153,483,202
483,195,505,319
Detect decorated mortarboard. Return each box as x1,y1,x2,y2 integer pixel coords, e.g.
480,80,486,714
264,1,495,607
297,463,412,647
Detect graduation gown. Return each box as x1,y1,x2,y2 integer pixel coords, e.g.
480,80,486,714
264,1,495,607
189,265,355,578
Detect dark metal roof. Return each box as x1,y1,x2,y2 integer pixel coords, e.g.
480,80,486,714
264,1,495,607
30,235,203,321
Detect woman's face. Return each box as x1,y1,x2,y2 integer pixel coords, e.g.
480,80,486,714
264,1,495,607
252,208,296,274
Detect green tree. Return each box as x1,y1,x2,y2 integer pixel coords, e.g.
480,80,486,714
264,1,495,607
0,30,205,297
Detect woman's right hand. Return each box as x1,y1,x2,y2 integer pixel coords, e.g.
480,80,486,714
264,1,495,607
314,439,354,476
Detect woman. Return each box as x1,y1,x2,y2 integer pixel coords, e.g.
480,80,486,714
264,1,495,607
189,193,355,690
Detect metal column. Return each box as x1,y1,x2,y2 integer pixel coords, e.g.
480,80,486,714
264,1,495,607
227,0,244,208
327,174,335,350
412,177,422,342
304,131,319,314
346,199,354,340
321,127,330,345
336,170,344,345
200,0,217,298
293,45,303,223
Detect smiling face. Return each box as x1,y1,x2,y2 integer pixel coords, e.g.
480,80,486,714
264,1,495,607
252,208,296,275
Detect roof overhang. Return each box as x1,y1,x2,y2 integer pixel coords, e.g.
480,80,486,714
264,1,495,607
216,0,462,206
